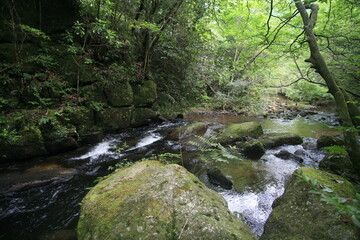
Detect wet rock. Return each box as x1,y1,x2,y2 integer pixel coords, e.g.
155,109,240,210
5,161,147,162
239,141,265,160
166,122,209,140
302,141,316,150
319,152,354,177
45,137,79,155
132,80,157,107
78,161,256,240
261,167,359,240
207,167,233,189
274,150,304,163
317,134,344,149
131,108,158,127
78,128,104,144
215,122,263,145
104,81,133,107
0,127,47,162
294,149,306,156
260,133,303,149
95,107,132,131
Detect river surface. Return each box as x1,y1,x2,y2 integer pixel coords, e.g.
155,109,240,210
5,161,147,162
0,112,337,239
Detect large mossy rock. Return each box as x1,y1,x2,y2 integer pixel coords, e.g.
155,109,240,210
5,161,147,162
317,134,344,149
0,128,47,162
132,80,157,107
319,152,354,176
104,82,133,107
95,107,132,131
166,122,209,140
215,122,263,144
131,108,157,127
80,84,108,105
259,133,303,149
261,167,359,240
238,141,265,160
78,161,256,240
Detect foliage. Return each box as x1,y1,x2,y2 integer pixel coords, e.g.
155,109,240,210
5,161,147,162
298,173,360,228
322,145,347,154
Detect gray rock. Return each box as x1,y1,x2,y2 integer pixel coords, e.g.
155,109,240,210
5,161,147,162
207,167,233,189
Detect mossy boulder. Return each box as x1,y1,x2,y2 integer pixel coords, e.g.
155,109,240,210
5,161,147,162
132,80,157,107
60,106,94,131
59,55,95,86
261,167,359,240
260,133,303,149
274,150,304,163
166,122,209,140
207,167,233,190
238,141,265,160
78,161,256,240
317,135,344,149
0,127,47,162
95,107,132,131
215,122,263,144
131,108,157,127
80,84,108,105
104,81,133,107
319,152,354,176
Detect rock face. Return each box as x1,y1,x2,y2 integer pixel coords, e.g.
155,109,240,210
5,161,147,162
132,80,157,107
78,161,256,240
104,82,133,107
261,167,359,240
215,122,263,144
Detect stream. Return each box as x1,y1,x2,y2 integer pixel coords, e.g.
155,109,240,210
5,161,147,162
0,112,338,239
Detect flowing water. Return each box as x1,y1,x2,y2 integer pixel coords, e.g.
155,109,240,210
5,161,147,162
0,113,337,239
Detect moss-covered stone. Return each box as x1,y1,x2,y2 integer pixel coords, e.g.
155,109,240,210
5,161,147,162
78,161,256,240
60,106,94,131
80,84,108,105
260,133,303,149
207,167,233,189
132,80,157,107
319,152,354,176
95,107,132,131
104,81,133,107
215,122,263,144
317,134,344,149
166,122,209,140
0,127,47,162
239,141,265,160
131,108,157,127
61,55,95,87
261,167,359,240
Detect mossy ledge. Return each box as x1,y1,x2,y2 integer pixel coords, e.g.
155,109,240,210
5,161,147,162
77,160,257,240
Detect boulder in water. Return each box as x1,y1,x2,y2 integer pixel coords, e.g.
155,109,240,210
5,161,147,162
261,167,359,240
319,152,354,177
274,150,304,163
238,141,265,160
317,134,344,149
207,167,233,189
260,133,303,149
215,122,263,144
78,161,256,240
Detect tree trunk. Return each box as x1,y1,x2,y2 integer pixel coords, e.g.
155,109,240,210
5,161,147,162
294,0,360,171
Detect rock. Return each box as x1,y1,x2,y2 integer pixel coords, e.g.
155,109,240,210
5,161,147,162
78,128,104,144
215,122,263,144
60,55,95,86
131,108,158,127
78,161,256,240
261,167,359,240
294,149,306,156
319,152,354,177
239,141,265,160
95,107,132,131
166,122,209,140
104,81,133,107
317,135,344,149
60,106,94,131
260,133,303,149
274,150,304,163
302,141,316,150
80,84,108,105
207,167,233,189
44,137,79,155
0,127,47,162
132,80,157,107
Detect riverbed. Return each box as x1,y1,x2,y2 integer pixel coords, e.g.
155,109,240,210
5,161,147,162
0,112,337,239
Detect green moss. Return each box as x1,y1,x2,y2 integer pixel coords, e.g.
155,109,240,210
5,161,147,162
132,80,157,107
104,81,133,107
78,161,257,240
